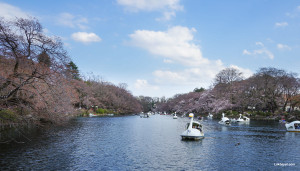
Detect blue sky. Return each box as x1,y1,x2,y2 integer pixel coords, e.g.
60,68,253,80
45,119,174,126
1,0,300,98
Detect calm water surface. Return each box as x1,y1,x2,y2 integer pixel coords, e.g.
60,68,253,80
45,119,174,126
1,115,299,170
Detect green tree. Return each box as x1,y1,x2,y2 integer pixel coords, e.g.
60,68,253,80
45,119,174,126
66,61,80,80
194,87,205,92
38,51,51,67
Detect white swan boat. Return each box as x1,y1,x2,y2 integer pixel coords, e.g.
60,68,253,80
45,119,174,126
236,114,250,122
173,112,178,119
236,114,244,122
285,121,300,132
161,112,167,115
231,118,237,122
207,113,213,119
218,113,231,125
140,112,150,118
242,116,250,122
181,113,204,140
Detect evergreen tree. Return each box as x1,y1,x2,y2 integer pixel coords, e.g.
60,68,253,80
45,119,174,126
38,51,51,67
66,61,80,80
194,87,205,92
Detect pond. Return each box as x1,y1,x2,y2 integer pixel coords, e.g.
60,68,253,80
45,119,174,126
0,115,299,170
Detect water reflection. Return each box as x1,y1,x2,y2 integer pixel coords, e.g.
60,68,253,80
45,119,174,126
221,125,229,132
0,115,300,170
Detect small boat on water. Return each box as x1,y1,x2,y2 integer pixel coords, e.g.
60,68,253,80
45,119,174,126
242,116,250,122
89,113,97,117
173,112,178,119
180,113,204,140
140,112,150,118
231,118,237,122
236,114,250,122
236,114,243,122
207,113,213,119
218,113,231,125
285,121,300,132
279,119,286,123
279,117,286,123
161,112,167,115
197,116,204,121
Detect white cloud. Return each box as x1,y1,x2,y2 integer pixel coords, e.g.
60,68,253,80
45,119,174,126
133,79,190,97
275,22,288,27
132,62,253,97
229,65,253,78
129,26,253,97
153,59,223,85
243,49,251,55
163,59,173,63
277,43,291,51
255,42,264,47
57,13,88,30
0,2,30,20
71,32,101,43
156,11,176,21
286,6,300,18
243,42,274,60
129,26,211,66
153,70,187,84
117,0,183,20
129,26,253,89
254,49,274,59
134,79,159,91
117,0,183,11
147,63,252,96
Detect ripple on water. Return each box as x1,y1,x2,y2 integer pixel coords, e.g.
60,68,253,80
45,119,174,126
0,116,300,170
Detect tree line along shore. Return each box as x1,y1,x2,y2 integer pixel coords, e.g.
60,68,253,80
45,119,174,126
153,67,300,122
0,17,142,129
1,17,300,131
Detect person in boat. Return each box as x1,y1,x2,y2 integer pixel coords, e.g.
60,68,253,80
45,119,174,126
197,126,202,132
